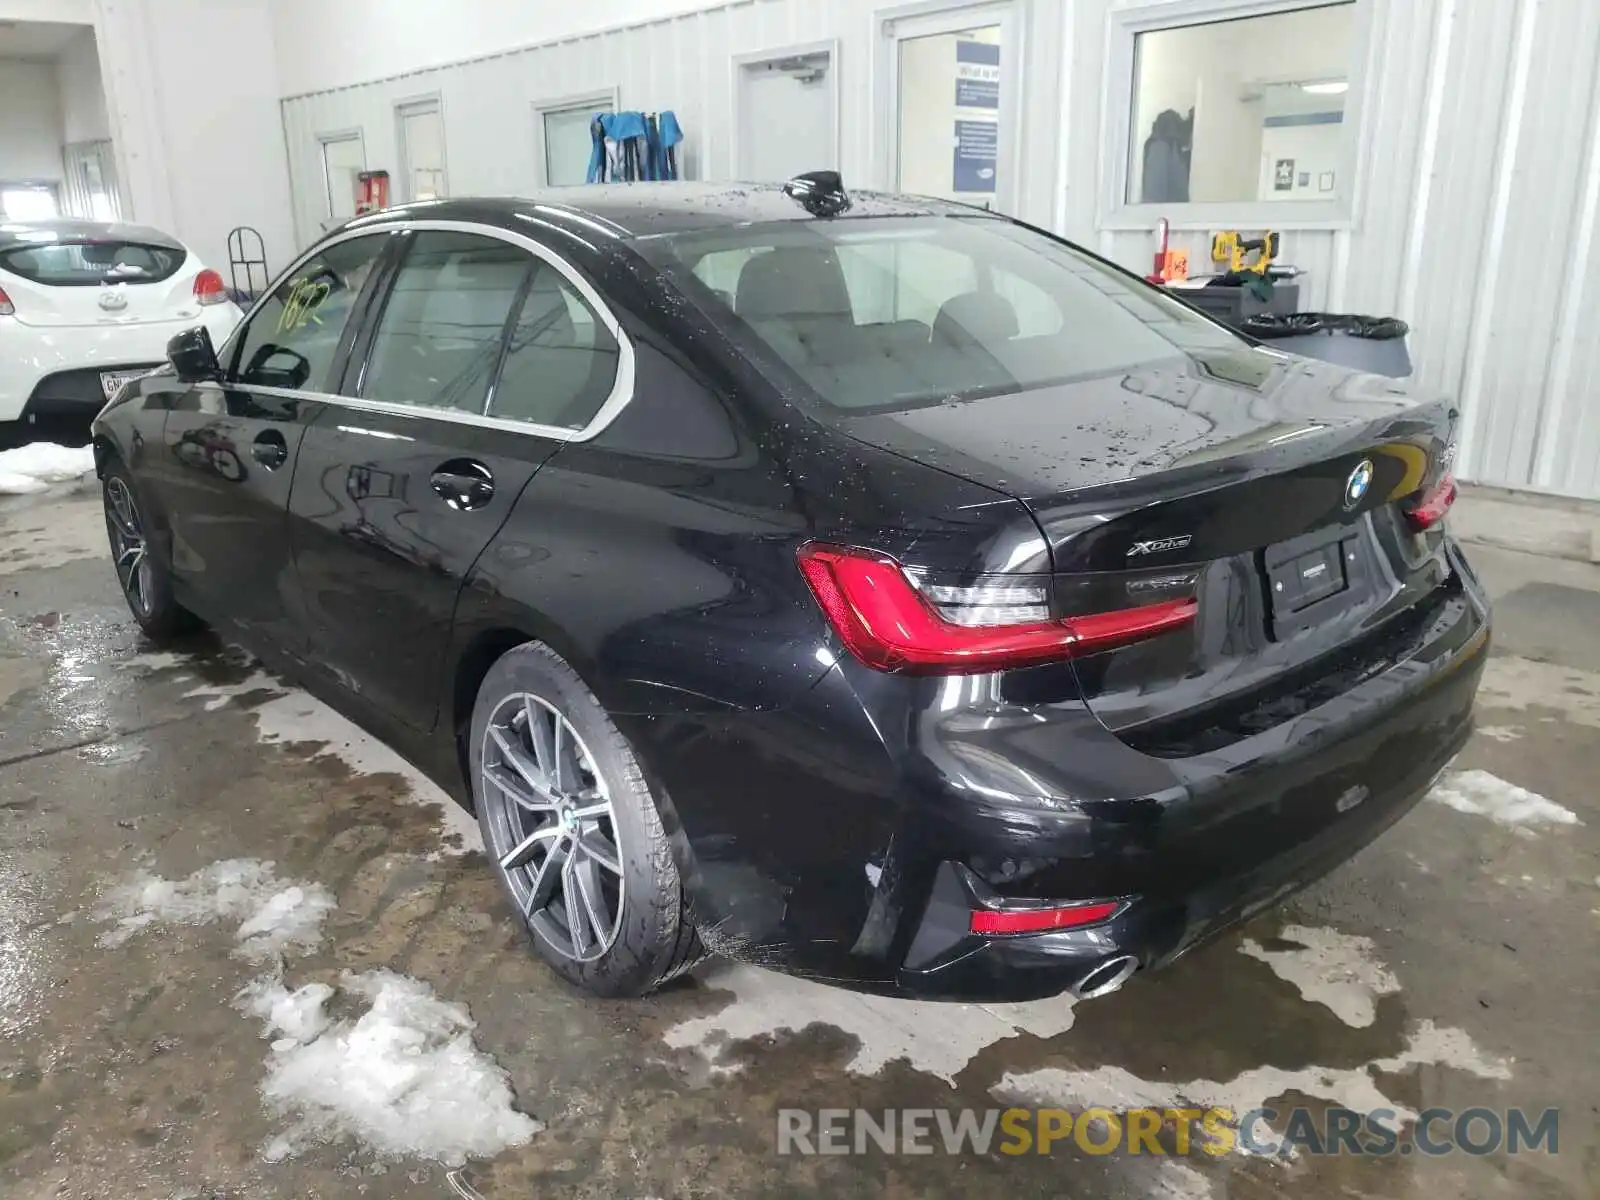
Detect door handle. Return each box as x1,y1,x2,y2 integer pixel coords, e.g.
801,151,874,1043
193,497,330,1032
251,429,288,470
430,459,495,511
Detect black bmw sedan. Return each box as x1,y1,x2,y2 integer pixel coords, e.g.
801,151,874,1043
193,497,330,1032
92,179,1486,1003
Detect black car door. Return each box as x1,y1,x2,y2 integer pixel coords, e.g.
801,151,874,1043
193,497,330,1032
145,233,393,650
288,225,628,729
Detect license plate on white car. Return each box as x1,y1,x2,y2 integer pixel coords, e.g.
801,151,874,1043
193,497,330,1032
99,370,145,401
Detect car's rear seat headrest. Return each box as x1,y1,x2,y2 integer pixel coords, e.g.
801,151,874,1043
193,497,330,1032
736,247,854,321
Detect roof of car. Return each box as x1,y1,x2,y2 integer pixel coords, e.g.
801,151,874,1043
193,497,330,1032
333,183,1000,242
0,219,184,250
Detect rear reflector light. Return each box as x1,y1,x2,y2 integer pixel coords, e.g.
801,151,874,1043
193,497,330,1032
796,543,1198,675
970,901,1122,935
1404,471,1457,532
193,269,228,306
0,285,12,316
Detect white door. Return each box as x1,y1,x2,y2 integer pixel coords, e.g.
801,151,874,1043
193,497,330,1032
883,4,1019,213
736,47,837,182
397,99,447,202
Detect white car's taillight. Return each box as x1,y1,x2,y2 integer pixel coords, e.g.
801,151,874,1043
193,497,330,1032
193,269,228,306
0,285,13,316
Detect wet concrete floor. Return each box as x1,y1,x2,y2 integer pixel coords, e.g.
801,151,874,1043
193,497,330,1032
2,485,1597,1199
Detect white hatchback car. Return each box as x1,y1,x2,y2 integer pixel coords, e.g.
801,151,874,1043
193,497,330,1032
0,219,243,432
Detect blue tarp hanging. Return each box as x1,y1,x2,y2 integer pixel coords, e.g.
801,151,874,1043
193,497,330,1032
585,110,683,183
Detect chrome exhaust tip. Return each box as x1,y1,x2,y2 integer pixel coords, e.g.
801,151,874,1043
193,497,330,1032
1070,954,1140,1000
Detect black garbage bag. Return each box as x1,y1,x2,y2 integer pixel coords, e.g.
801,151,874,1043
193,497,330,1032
1241,312,1412,378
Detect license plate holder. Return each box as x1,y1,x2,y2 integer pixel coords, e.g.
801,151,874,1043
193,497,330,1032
1270,544,1349,614
99,370,145,401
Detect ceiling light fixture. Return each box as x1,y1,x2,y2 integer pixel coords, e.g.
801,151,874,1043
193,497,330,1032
1301,81,1349,95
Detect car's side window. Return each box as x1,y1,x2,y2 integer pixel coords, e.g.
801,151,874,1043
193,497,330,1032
229,235,388,391
360,231,531,413
487,261,621,431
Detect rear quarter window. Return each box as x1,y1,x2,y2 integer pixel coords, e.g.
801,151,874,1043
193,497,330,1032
0,240,186,286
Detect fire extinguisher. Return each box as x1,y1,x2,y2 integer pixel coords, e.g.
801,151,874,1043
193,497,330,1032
356,170,390,215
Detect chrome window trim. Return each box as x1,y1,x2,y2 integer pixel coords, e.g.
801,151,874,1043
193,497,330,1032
215,217,635,444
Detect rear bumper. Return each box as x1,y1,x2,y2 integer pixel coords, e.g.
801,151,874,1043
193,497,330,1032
661,551,1489,1002
0,308,238,421
897,670,1475,1000
893,570,1489,1001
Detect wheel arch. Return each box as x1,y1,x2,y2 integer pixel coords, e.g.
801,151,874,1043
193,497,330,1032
446,620,704,902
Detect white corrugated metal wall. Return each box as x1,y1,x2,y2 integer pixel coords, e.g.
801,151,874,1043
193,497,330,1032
280,0,1065,244
280,0,1600,500
1068,0,1600,500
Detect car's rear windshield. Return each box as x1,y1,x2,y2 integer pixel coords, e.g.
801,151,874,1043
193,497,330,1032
636,216,1245,412
0,239,187,286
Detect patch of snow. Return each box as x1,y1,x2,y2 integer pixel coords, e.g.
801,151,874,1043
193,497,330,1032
236,968,540,1165
237,976,335,1047
995,1019,1510,1154
120,650,192,673
1475,725,1523,743
662,963,1078,1083
1238,925,1399,1029
234,884,339,963
0,442,95,494
1428,769,1580,829
96,858,334,961
185,671,483,856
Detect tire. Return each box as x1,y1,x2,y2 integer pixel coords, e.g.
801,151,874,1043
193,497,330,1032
102,462,201,641
469,642,705,997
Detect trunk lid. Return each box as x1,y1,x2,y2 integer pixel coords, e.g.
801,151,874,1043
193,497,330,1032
0,230,208,328
836,349,1461,748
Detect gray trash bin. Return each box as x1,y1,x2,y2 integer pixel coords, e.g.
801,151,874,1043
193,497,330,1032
1242,313,1413,379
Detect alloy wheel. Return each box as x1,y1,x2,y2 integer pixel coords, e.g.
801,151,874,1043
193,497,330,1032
104,477,153,617
479,693,626,962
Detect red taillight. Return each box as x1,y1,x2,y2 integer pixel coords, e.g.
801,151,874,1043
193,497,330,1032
193,269,228,306
0,285,13,316
970,901,1122,935
796,543,1198,675
1404,471,1457,532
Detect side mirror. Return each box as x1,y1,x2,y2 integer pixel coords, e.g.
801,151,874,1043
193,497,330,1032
167,325,221,383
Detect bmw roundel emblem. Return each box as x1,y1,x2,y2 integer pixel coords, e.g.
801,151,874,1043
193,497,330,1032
1345,459,1375,508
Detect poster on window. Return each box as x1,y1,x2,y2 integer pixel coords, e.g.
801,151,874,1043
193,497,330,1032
1274,159,1295,192
953,119,998,192
955,40,1000,110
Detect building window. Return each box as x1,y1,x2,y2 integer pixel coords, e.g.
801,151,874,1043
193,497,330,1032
1,185,60,221
397,98,448,202
319,133,365,221
1127,2,1357,205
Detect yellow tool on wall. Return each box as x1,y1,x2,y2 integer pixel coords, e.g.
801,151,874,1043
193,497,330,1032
1211,230,1281,276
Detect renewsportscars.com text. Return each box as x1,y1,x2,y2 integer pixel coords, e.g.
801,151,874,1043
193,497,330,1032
776,1106,1560,1159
